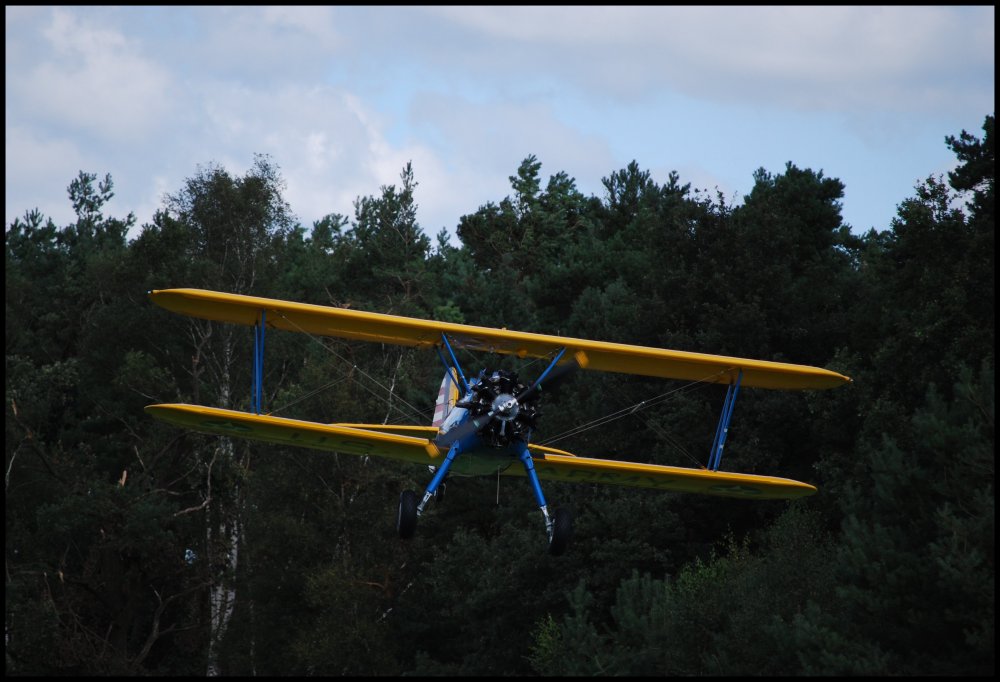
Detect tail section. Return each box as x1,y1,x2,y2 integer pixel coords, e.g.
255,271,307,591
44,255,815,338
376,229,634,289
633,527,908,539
431,369,460,428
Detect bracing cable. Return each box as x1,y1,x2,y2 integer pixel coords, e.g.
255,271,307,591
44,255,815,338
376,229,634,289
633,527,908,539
539,368,733,468
270,311,432,424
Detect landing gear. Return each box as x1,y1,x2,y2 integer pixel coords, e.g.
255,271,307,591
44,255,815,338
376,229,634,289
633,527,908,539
548,508,573,556
398,442,462,540
516,442,573,555
398,424,573,554
397,490,418,539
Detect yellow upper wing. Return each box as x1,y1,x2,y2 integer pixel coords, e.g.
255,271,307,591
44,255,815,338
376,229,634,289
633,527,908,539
146,404,815,500
149,288,849,390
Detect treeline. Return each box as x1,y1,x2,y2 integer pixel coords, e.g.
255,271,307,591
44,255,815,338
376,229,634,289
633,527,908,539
5,115,993,675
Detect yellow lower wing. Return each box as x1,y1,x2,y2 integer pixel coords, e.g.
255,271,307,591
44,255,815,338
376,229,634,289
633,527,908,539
518,453,816,500
145,404,440,464
146,404,815,500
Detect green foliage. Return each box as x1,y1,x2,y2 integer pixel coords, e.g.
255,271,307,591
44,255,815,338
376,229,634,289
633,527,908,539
6,114,994,675
529,506,837,675
792,365,994,675
946,113,994,224
340,161,432,312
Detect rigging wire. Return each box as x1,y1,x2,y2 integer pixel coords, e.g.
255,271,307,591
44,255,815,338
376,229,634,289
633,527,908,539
264,307,736,466
539,368,732,469
601,374,719,469
270,311,432,424
269,310,564,425
617,396,707,469
268,376,348,416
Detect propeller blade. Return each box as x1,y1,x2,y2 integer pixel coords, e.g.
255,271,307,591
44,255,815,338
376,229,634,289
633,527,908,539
436,410,494,446
517,355,581,403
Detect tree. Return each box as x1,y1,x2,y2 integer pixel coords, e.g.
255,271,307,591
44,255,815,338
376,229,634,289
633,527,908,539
788,116,996,676
8,114,994,675
337,162,431,314
133,154,298,675
529,507,837,675
5,173,205,674
946,113,994,225
790,366,993,675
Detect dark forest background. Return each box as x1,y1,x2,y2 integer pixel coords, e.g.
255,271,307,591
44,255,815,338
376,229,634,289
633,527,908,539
5,114,993,676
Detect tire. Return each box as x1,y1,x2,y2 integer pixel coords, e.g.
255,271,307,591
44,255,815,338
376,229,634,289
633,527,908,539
548,508,573,556
397,490,418,539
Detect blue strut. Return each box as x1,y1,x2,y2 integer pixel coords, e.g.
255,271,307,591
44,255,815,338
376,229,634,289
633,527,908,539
708,369,743,471
517,441,554,541
417,440,462,515
252,310,266,414
438,333,470,395
531,347,566,386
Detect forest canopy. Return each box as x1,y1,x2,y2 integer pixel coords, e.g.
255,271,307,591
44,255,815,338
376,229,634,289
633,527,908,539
5,114,994,675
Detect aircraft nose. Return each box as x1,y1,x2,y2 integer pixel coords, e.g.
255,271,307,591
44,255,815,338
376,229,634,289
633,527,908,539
491,393,520,421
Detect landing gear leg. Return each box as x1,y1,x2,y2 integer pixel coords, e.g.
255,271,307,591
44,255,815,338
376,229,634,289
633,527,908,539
517,443,573,555
398,441,462,539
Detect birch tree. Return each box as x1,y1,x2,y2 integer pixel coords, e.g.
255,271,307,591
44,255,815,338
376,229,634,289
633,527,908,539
161,155,294,675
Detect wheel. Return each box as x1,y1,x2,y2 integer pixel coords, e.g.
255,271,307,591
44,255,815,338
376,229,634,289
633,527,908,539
548,508,573,556
397,490,418,539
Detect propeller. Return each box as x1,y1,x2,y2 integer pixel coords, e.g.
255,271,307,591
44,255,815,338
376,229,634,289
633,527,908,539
436,351,585,447
517,354,580,403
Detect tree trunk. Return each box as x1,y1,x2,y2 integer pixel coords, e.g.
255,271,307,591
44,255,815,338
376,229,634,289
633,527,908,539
206,467,239,677
205,328,242,676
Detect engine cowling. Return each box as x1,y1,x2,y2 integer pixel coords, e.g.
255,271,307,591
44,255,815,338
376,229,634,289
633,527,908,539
461,370,539,447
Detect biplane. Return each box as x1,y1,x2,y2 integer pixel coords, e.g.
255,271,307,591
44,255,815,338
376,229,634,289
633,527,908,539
145,289,850,555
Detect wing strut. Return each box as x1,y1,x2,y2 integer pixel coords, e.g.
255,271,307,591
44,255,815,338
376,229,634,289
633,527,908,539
253,310,266,414
708,369,742,470
437,333,470,395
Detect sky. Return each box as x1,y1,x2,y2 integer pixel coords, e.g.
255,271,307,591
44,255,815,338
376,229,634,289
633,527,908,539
5,6,995,242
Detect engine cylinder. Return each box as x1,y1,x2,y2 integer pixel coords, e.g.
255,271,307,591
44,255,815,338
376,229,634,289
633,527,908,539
465,370,539,447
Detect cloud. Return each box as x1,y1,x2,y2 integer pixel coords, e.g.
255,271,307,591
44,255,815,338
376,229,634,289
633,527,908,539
9,8,174,141
406,91,617,221
178,81,437,230
424,6,994,115
187,7,344,83
4,125,87,222
5,6,993,242
148,76,617,235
